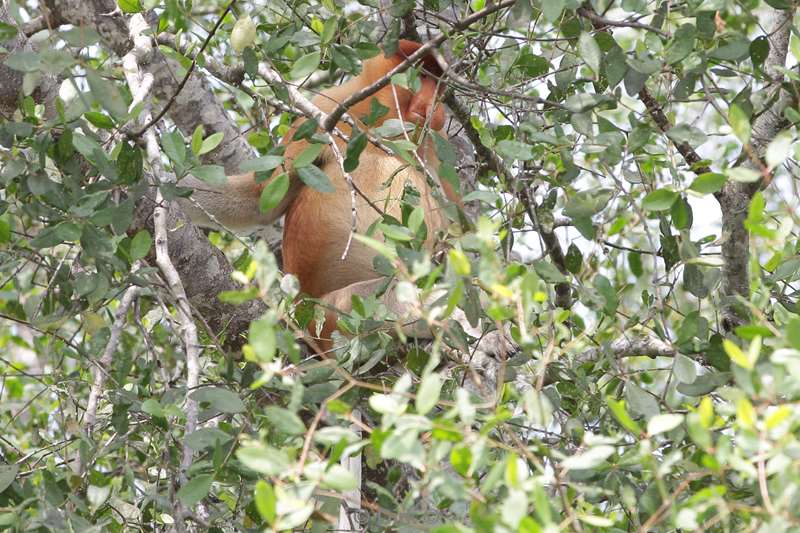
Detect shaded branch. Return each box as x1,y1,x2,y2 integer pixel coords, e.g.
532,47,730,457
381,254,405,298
576,335,676,365
575,6,670,38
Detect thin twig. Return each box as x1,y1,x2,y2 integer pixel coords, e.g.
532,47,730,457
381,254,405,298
83,281,141,436
576,7,670,38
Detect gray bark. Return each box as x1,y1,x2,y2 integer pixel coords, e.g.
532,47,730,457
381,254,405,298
717,8,794,329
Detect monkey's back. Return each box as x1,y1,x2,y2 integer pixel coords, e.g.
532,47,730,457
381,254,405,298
282,144,449,299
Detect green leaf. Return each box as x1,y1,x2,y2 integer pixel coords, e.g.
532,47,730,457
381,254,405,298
297,164,335,193
177,475,213,507
561,445,614,470
263,406,306,435
709,37,750,61
764,0,794,9
416,373,442,415
578,32,602,77
254,481,276,524
642,189,678,211
765,130,793,169
787,318,800,350
495,140,535,160
55,222,82,242
726,166,760,183
379,223,414,242
665,124,706,146
161,130,186,166
764,0,793,8
0,22,18,43
198,132,224,155
565,243,583,275
239,155,284,173
448,248,471,276
689,173,726,194
647,414,683,435
736,397,756,429
533,260,566,283
117,142,144,184
673,353,697,384
605,46,628,88
259,173,289,213
677,372,731,396
564,189,612,219
542,0,565,22
289,51,321,80
728,103,751,144
0,217,10,244
322,464,358,491
80,225,115,257
130,230,152,261
87,485,110,510
185,428,233,451
293,143,325,168
344,131,368,171
670,197,692,230
564,93,611,113
249,318,276,362
190,387,245,413
84,111,115,129
191,165,226,186
450,445,472,476
117,0,143,13
236,444,290,475
332,44,361,73
750,36,769,67
470,0,486,11
723,339,753,370
321,18,338,45
665,24,695,65
191,125,204,155
72,133,101,158
0,465,18,494
3,51,41,72
141,399,165,418
625,382,659,418
86,69,128,120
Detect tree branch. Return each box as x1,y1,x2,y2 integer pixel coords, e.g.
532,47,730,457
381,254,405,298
575,6,670,38
132,0,236,138
716,7,794,329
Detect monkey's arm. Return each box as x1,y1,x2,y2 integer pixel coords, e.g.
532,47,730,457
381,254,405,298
177,171,304,234
178,113,323,234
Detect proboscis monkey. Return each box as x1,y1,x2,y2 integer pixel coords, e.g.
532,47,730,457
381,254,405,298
181,40,462,350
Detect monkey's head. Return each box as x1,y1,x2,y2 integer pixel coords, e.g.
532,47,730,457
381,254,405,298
362,39,445,132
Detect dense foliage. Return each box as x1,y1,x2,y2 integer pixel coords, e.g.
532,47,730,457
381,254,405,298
1,0,800,531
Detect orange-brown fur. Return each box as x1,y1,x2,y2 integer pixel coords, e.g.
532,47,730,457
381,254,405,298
183,40,456,349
